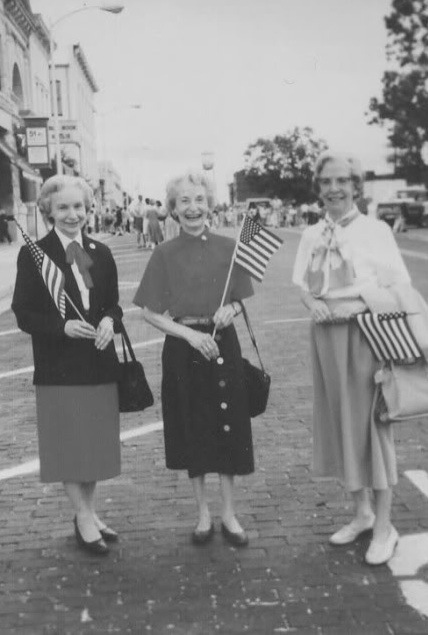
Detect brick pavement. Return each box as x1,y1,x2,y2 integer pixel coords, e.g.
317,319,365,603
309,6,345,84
0,230,427,634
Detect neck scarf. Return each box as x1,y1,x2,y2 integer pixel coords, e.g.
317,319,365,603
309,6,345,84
65,241,94,289
304,208,360,298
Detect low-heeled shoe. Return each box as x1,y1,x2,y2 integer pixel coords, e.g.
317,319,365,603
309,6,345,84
221,522,249,547
329,516,375,546
365,526,399,566
99,526,119,543
191,522,214,545
74,517,109,556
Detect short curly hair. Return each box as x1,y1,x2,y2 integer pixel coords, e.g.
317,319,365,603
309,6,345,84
165,171,216,218
313,151,364,200
38,175,93,218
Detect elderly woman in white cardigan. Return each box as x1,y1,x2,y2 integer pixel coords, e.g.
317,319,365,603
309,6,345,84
292,151,411,565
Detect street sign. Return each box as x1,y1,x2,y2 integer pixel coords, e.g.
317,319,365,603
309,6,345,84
23,117,50,168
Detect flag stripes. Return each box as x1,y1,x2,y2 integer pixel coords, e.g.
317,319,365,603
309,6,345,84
15,221,66,318
356,311,423,362
234,216,283,282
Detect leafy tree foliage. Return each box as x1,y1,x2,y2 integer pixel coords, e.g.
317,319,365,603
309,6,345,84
243,127,327,202
368,0,428,182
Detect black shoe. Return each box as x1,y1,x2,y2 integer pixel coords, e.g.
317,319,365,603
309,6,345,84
221,522,249,547
74,517,109,555
99,526,119,543
191,522,215,546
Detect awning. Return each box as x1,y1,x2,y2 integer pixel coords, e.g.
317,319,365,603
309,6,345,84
0,137,43,184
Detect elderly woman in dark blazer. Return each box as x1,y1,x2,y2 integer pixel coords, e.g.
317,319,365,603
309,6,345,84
12,175,123,556
133,171,254,547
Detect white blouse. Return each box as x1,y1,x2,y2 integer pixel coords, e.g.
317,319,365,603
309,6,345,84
292,213,411,300
55,228,90,310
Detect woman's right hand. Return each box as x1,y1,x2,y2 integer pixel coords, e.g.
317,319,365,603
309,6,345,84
187,330,219,361
310,299,331,323
64,320,97,339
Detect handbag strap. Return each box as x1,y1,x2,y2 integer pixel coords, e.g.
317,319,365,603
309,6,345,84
238,301,266,373
120,321,137,363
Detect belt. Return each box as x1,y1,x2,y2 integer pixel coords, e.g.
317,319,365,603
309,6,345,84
176,316,213,326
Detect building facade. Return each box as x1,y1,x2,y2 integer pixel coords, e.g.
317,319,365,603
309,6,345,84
98,160,122,212
49,44,99,189
0,0,46,240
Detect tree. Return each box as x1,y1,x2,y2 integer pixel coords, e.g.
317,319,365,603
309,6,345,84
368,0,428,183
243,126,328,203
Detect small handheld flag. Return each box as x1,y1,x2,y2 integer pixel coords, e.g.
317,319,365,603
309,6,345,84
234,216,283,282
14,220,66,319
356,311,423,362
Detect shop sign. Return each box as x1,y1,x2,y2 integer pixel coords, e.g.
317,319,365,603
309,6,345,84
24,117,50,168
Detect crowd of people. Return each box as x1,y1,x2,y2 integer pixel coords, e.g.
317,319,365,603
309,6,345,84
10,151,425,569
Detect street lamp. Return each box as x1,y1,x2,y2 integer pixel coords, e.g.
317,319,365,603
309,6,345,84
49,3,125,175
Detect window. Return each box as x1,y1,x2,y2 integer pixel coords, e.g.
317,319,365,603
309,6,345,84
51,79,63,116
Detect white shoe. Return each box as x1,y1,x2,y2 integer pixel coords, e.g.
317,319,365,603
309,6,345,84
329,515,375,545
365,526,399,565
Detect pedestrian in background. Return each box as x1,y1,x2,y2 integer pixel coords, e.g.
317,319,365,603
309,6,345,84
146,199,163,249
0,206,13,243
12,175,123,556
133,171,254,547
132,194,146,248
163,209,180,241
114,206,124,236
292,151,411,565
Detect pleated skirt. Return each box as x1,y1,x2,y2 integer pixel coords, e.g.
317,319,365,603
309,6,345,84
311,321,397,491
35,383,120,483
161,324,254,478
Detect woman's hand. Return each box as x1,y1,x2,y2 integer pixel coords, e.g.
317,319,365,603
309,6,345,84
187,329,219,361
64,320,96,339
95,317,115,350
213,303,237,330
310,299,331,323
331,305,356,321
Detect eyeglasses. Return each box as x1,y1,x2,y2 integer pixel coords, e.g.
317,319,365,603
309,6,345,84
318,177,353,187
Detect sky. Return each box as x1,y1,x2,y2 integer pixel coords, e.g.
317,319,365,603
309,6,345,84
31,0,393,201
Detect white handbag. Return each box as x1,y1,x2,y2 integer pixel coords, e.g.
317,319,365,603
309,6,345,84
371,360,428,424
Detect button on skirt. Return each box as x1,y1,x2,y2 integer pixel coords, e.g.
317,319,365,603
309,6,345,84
35,383,120,483
161,324,254,478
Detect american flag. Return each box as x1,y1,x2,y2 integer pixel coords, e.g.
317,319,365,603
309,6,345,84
234,216,283,282
15,221,66,318
356,311,423,362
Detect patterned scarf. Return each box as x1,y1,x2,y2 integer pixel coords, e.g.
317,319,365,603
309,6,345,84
304,208,360,298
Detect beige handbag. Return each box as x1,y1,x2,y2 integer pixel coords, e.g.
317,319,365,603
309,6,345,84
372,360,428,424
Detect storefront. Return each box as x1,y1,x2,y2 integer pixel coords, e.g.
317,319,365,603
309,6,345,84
0,134,43,240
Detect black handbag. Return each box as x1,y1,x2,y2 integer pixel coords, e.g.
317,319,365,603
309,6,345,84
239,303,271,417
118,323,154,413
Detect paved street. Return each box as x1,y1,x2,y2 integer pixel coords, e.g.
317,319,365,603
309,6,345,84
0,228,428,634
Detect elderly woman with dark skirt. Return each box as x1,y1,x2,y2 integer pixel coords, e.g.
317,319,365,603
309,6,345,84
12,175,123,556
292,152,412,565
133,171,254,546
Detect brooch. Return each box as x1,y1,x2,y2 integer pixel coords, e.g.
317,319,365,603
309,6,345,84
89,243,96,250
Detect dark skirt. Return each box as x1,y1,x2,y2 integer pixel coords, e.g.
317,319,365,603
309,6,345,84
161,324,254,478
35,383,121,483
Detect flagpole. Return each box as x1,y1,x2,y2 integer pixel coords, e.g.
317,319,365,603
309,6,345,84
64,290,87,322
212,215,246,338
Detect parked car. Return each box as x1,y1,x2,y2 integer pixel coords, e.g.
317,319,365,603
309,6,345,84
376,187,428,228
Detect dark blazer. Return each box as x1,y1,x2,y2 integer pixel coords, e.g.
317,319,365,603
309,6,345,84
12,229,123,386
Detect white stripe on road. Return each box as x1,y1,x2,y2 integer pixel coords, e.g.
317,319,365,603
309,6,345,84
0,337,164,380
401,249,428,261
0,328,20,337
0,421,164,482
388,471,428,619
264,317,309,325
404,470,428,499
